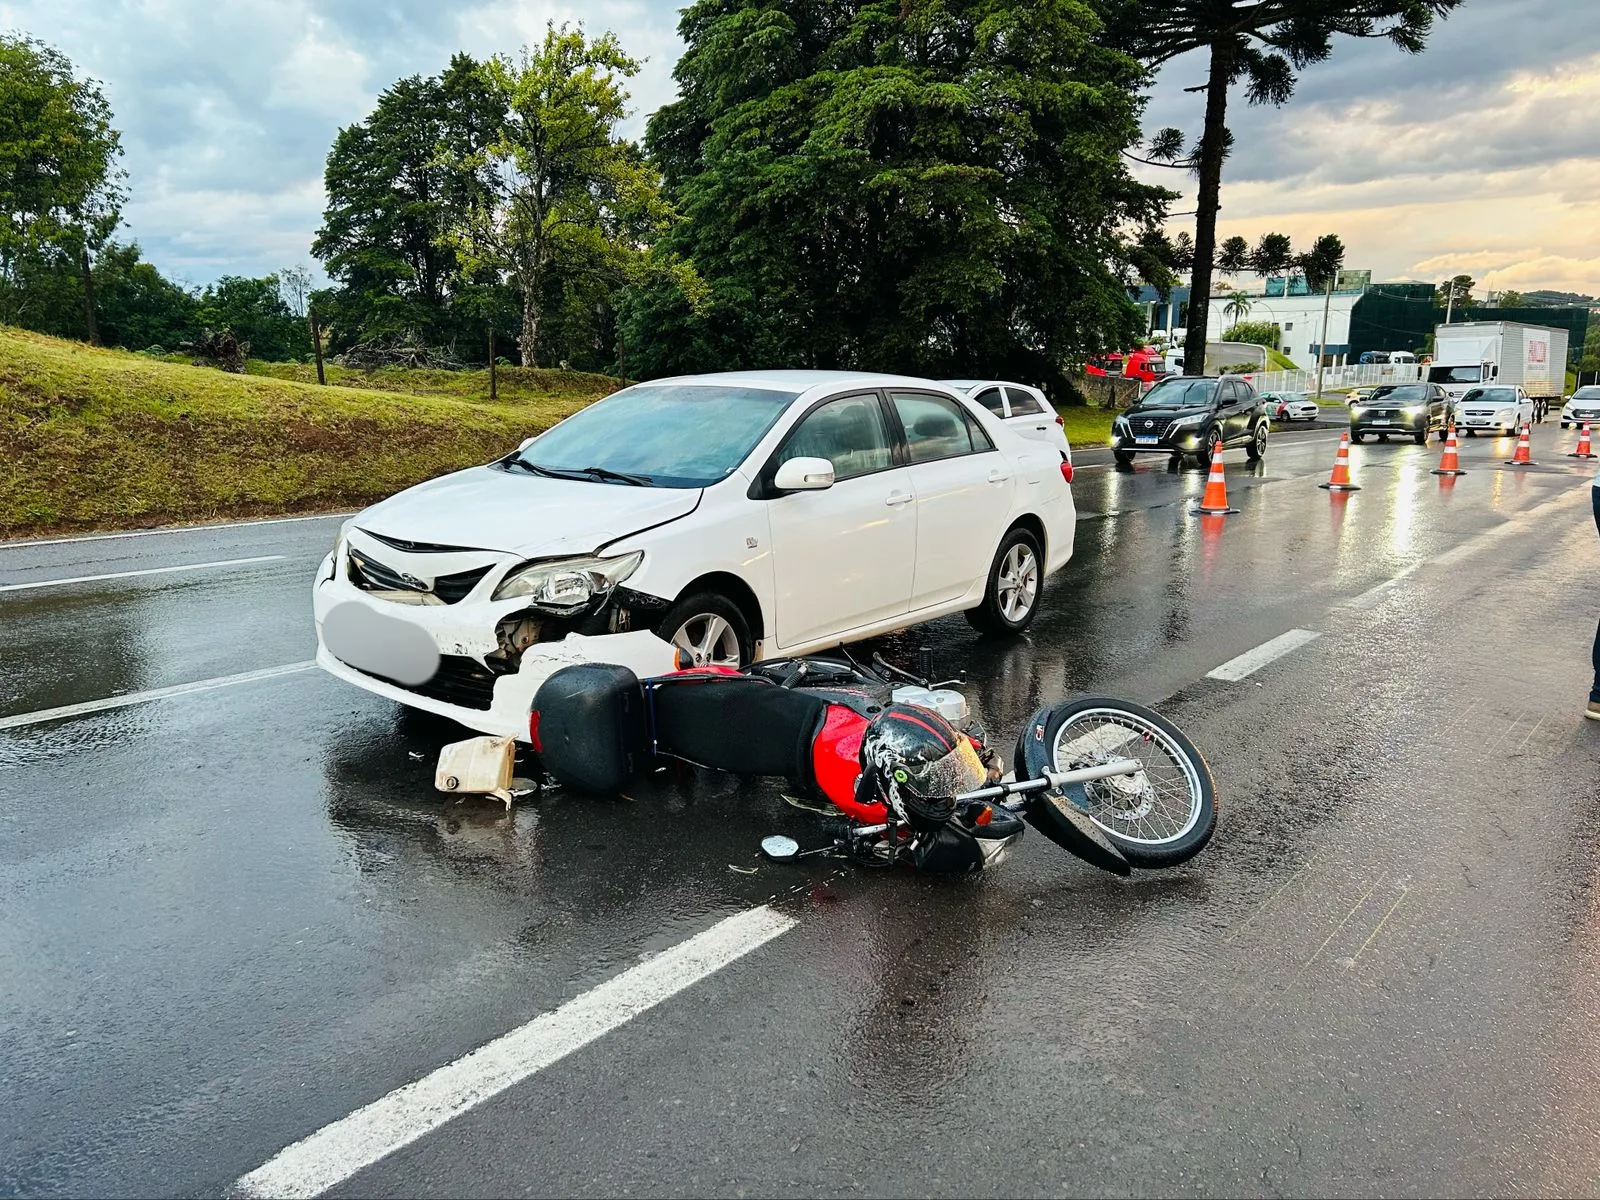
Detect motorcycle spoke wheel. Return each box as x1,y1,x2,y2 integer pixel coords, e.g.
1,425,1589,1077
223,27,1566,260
1050,709,1204,847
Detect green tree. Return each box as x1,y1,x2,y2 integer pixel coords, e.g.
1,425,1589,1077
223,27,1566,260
1492,287,1525,307
0,35,126,341
196,273,311,361
1438,273,1475,316
1222,319,1279,349
633,0,1174,388
453,26,671,367
313,54,505,352
1223,291,1252,323
1107,1,1461,376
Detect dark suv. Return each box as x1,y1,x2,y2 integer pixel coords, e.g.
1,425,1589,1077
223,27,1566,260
1350,382,1452,445
1112,376,1269,467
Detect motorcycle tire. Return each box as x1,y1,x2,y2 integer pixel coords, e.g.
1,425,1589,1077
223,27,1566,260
1014,695,1217,869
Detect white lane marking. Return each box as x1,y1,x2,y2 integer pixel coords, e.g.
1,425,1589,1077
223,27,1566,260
0,661,316,732
233,905,799,1199
0,512,350,550
0,555,284,592
1344,564,1420,612
1206,629,1322,682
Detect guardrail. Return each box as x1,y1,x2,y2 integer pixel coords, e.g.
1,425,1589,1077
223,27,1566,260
1235,363,1423,396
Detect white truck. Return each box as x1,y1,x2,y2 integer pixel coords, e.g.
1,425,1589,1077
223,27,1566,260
1426,321,1570,405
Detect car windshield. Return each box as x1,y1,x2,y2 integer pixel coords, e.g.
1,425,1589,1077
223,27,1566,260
1573,387,1600,401
1136,378,1216,408
1462,387,1515,403
508,383,797,488
1383,385,1429,402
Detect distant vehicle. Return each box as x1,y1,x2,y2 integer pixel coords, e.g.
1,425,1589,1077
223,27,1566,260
1347,387,1376,406
1111,375,1269,467
1426,321,1570,407
1349,382,1453,444
1358,351,1391,365
1560,385,1600,428
1388,350,1418,365
1260,391,1321,422
941,381,1070,455
1083,347,1167,385
1455,385,1533,437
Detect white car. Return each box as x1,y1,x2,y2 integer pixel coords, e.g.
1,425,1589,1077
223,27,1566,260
1560,385,1600,428
941,380,1071,454
1455,385,1533,436
313,370,1077,740
1261,391,1321,422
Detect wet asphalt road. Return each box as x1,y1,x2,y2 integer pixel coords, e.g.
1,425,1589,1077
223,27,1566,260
5,425,1600,1198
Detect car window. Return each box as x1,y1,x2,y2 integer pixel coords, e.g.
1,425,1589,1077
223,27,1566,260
891,392,992,463
775,394,895,481
972,387,1007,417
1004,387,1045,417
1137,378,1217,408
1574,387,1600,401
1385,385,1428,402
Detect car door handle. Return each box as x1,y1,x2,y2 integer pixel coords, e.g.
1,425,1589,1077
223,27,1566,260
885,491,913,507
987,468,1011,483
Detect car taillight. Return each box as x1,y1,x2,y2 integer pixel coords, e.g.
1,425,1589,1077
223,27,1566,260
1055,414,1064,426
528,709,543,751
1059,455,1073,485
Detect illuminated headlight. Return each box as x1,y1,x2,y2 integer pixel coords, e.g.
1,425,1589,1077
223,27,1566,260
1351,405,1366,417
491,551,643,612
1401,405,1427,416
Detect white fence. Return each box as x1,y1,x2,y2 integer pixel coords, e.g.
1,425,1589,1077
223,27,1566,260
1231,362,1423,398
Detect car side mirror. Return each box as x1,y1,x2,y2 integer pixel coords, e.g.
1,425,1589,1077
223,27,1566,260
518,435,537,451
773,456,835,492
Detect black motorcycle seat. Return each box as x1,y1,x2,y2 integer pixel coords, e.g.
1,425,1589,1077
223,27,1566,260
648,675,828,782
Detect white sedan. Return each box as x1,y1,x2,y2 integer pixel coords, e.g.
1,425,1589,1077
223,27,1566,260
312,370,1077,740
941,380,1072,454
1262,391,1322,422
1455,385,1533,436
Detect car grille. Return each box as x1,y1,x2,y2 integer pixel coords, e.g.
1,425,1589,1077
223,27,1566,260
1572,409,1599,420
1367,409,1398,420
347,549,492,604
356,654,503,711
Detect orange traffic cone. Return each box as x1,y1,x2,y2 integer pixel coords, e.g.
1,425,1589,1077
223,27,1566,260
1192,448,1238,515
1570,423,1596,460
1505,420,1536,466
1318,431,1361,492
1431,425,1466,476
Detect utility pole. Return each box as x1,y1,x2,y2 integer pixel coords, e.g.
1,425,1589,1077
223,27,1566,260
1444,281,1455,326
1314,273,1335,401
80,246,100,346
309,308,326,385
488,328,497,400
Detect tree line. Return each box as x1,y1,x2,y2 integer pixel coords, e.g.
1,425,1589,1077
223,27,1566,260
2,1,1461,394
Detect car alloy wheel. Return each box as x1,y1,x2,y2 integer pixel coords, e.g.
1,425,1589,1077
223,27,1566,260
996,541,1039,624
669,612,742,668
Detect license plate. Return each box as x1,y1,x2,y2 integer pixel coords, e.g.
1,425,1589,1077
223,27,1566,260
1372,419,1392,425
323,601,441,686
1134,436,1158,445
1467,418,1486,424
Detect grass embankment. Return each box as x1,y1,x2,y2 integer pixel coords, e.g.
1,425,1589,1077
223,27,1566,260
0,328,618,538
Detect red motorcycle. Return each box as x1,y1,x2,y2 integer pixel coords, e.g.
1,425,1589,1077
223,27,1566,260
530,653,1216,875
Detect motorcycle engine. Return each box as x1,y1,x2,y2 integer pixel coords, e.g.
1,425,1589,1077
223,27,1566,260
889,686,968,726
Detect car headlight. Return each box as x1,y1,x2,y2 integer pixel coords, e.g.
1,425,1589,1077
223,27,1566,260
1170,412,1206,428
491,550,644,612
1351,405,1365,417
1402,405,1427,416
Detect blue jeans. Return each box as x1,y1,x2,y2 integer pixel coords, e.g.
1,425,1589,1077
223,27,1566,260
1592,486,1600,702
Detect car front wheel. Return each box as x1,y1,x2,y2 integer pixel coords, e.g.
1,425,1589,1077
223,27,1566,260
1196,428,1224,466
966,527,1043,636
657,590,753,668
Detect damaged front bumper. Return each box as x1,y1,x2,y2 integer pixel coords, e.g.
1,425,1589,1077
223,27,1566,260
312,541,676,740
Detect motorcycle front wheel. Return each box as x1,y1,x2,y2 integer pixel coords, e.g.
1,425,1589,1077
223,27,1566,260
1015,696,1216,868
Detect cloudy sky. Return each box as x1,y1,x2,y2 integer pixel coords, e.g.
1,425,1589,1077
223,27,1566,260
5,0,1597,297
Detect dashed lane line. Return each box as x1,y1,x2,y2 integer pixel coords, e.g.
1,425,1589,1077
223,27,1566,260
0,662,317,732
0,555,285,592
1206,629,1323,682
232,905,799,1199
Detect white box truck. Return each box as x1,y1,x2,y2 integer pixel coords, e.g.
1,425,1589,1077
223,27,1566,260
1426,321,1570,404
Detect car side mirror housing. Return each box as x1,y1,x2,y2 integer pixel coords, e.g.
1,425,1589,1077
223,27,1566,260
773,456,836,492
518,435,537,451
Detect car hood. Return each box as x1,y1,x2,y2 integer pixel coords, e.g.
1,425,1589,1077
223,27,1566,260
353,465,702,557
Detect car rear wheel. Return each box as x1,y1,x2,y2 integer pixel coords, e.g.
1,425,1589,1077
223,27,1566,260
658,591,753,668
1246,422,1267,461
966,527,1043,636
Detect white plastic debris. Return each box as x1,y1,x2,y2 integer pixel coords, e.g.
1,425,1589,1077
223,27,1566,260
435,736,518,809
